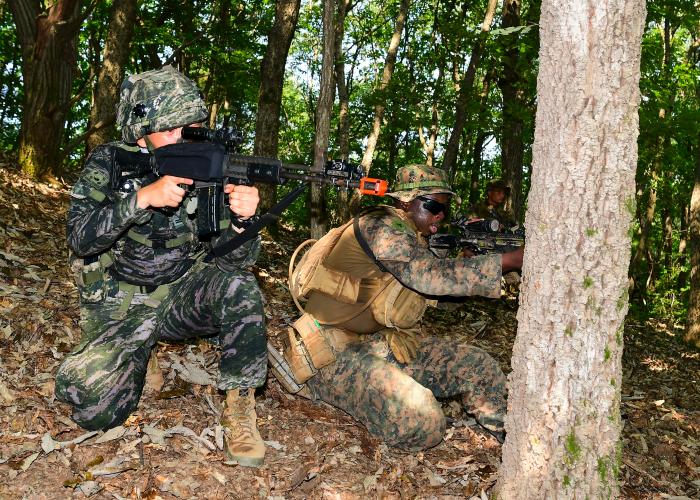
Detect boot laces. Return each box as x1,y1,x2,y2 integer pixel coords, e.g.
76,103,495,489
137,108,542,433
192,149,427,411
225,393,256,439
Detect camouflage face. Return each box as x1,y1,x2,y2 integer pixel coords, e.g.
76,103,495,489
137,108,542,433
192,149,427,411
117,66,208,143
385,164,456,203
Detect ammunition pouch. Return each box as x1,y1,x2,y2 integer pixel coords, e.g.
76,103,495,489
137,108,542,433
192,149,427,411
370,280,435,330
281,313,361,385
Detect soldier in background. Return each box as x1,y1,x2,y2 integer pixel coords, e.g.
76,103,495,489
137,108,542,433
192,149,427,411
466,178,517,228
55,66,267,467
279,164,523,450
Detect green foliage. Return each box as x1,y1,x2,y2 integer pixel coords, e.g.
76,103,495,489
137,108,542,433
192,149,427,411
564,431,582,465
0,0,698,329
0,5,22,151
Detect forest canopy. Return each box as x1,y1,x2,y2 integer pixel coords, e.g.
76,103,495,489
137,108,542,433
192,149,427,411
1,0,699,332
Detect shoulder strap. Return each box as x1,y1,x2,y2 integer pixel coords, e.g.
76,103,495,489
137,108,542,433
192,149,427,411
352,210,390,273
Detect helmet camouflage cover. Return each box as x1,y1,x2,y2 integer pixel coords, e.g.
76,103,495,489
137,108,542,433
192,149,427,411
117,65,208,143
385,164,457,202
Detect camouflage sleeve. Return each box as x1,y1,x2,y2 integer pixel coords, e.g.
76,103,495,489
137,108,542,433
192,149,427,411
67,145,153,257
209,224,261,271
359,211,502,298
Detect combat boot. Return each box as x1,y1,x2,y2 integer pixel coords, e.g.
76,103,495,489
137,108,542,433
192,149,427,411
221,388,265,467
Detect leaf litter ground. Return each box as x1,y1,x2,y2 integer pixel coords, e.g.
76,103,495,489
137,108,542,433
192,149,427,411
0,164,698,499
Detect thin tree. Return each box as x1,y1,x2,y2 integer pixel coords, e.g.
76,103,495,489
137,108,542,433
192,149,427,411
254,0,302,213
9,0,89,179
685,22,700,348
497,0,525,219
309,0,337,239
495,0,646,497
85,0,138,153
334,0,354,223
442,0,499,177
359,0,410,173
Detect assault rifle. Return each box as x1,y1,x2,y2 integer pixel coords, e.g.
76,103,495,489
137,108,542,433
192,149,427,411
113,126,388,253
429,217,525,255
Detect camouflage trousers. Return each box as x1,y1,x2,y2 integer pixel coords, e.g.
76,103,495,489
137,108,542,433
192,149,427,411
55,261,266,431
306,332,507,451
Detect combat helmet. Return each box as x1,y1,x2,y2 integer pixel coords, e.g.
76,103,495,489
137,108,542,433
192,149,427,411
117,65,208,143
385,164,456,203
486,178,511,196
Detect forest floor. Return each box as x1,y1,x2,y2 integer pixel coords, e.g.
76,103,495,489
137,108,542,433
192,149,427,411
0,163,698,500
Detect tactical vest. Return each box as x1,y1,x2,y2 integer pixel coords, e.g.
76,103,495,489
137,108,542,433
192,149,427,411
282,207,434,384
70,143,207,315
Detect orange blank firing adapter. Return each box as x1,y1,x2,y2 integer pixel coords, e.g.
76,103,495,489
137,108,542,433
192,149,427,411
358,178,388,196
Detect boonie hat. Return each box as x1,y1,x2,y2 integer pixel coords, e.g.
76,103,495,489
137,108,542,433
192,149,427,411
386,164,457,203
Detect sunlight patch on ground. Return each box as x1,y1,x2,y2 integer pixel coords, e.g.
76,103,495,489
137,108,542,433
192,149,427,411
641,356,673,372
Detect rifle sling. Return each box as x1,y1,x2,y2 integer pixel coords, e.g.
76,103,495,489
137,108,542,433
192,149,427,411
205,183,309,262
352,213,390,274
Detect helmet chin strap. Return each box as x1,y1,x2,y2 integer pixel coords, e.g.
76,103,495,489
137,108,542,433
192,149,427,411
142,134,156,153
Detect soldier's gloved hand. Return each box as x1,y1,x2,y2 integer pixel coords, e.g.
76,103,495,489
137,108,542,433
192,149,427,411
385,327,421,364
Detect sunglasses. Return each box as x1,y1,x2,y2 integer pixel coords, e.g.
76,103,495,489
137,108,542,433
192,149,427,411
416,196,449,216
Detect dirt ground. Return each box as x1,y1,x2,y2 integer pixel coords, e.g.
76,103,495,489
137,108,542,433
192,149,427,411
0,164,698,499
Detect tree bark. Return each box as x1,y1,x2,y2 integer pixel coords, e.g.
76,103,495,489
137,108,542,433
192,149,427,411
254,0,302,213
334,0,353,223
310,0,337,239
495,0,646,497
86,0,138,153
9,0,84,179
497,0,525,220
685,60,700,347
359,0,410,172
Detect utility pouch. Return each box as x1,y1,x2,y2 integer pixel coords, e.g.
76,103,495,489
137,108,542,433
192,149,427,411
282,327,316,384
282,313,338,384
293,313,336,371
371,280,436,329
71,252,113,304
304,263,360,304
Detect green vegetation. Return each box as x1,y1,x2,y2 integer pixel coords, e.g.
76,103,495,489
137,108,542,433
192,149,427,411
0,0,698,327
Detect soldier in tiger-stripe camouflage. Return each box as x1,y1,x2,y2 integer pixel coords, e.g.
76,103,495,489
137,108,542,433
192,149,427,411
55,66,267,467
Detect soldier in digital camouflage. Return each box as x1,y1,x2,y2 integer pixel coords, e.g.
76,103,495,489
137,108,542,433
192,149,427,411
55,66,267,467
283,164,524,451
466,178,517,228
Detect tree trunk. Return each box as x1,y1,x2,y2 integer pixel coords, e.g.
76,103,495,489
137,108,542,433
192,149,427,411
334,0,353,224
9,0,83,179
310,0,336,240
497,0,525,220
685,71,700,348
495,0,646,498
631,17,674,298
677,202,688,291
359,0,410,172
442,0,499,175
418,65,443,167
254,0,302,213
86,0,138,153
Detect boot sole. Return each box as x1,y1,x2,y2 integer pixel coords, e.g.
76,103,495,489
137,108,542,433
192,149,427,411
224,451,264,468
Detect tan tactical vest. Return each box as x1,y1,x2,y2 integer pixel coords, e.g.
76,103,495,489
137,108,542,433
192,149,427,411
281,207,435,385
299,207,432,333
